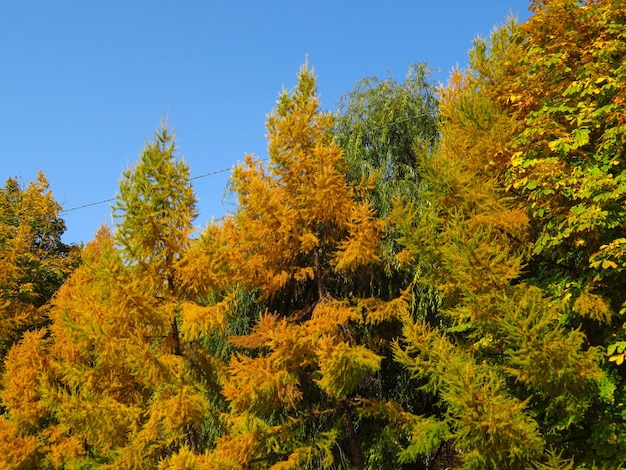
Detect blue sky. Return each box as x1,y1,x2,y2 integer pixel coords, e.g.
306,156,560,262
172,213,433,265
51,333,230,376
2,1,532,245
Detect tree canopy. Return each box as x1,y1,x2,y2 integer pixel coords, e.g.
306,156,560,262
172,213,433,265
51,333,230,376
2,1,626,468
0,173,77,358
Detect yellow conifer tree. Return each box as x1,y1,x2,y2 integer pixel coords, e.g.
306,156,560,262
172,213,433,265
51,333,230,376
178,63,413,469
0,127,223,468
0,173,77,357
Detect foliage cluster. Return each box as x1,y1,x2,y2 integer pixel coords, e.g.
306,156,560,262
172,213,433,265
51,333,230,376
1,1,626,468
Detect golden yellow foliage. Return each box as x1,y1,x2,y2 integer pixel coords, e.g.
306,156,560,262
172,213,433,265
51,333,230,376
0,416,39,469
186,64,399,468
316,338,382,399
572,289,613,323
180,297,231,341
0,172,76,355
224,354,303,412
358,287,412,325
159,445,228,470
1,328,49,430
332,202,384,273
43,425,85,468
191,64,383,302
0,126,220,466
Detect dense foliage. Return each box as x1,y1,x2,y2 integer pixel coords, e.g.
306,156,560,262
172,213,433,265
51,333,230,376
0,173,77,358
1,1,626,468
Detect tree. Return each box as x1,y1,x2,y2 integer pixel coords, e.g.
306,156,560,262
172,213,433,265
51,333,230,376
392,15,606,468
175,63,422,469
113,123,199,359
0,125,221,467
501,0,626,464
0,172,77,358
334,64,439,217
333,64,447,468
4,2,624,465
506,0,626,302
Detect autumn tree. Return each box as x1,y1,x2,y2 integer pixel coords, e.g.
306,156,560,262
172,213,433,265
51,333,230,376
169,63,425,470
0,125,222,468
392,14,608,469
505,0,626,319
501,0,626,463
5,3,625,467
0,172,77,358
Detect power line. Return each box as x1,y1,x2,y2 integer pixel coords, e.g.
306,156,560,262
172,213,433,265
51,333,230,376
60,158,271,214
190,166,232,180
59,112,437,215
61,197,116,214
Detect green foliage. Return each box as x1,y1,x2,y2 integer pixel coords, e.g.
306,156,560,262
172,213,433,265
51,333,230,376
113,123,198,292
507,0,626,308
390,9,616,467
334,64,439,216
394,316,547,469
500,4,626,464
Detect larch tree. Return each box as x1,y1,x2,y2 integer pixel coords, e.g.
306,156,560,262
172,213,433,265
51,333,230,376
0,172,77,358
172,63,419,470
0,126,220,468
392,15,606,469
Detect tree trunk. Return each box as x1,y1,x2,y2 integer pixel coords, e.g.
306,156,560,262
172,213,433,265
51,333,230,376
170,317,182,356
339,398,364,470
186,423,199,454
313,250,326,300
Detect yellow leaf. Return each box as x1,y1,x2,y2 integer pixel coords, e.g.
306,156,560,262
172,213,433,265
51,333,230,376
601,259,618,269
299,232,319,252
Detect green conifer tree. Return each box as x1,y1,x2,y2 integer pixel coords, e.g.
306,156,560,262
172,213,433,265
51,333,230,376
392,16,606,468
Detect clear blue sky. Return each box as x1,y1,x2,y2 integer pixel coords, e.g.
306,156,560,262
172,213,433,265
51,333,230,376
1,1,532,245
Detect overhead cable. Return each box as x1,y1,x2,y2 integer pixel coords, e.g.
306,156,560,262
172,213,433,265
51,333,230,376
59,112,436,214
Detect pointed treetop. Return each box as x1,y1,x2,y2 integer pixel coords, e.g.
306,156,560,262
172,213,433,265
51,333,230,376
113,122,197,289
